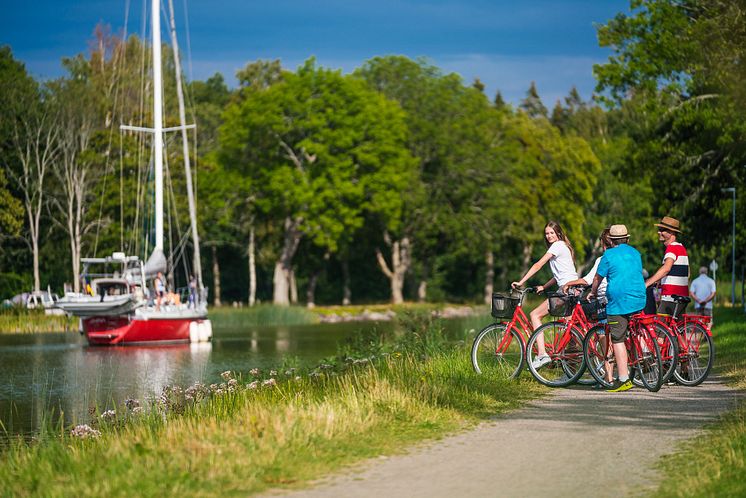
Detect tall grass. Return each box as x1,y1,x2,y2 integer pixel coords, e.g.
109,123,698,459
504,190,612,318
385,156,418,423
0,309,73,333
0,312,545,496
652,307,746,498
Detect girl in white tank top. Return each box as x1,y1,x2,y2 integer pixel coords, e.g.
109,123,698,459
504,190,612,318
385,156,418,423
511,221,578,367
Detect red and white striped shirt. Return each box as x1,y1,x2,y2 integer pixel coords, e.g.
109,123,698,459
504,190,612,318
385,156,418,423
660,242,689,300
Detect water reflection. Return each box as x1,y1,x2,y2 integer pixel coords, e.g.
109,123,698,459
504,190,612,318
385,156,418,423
0,321,365,436
0,316,482,437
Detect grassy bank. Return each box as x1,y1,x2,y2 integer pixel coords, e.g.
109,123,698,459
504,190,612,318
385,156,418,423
0,314,545,497
0,302,484,333
0,309,74,334
652,307,746,497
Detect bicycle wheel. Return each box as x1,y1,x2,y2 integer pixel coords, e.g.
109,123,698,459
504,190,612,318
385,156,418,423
471,323,525,378
567,325,596,386
583,325,614,388
652,322,679,384
673,322,715,386
629,329,663,392
526,321,585,387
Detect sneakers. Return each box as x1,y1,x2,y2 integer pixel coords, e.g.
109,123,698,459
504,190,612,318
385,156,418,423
605,379,634,392
531,354,551,370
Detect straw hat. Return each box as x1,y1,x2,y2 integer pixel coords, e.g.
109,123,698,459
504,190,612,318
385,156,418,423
654,216,682,233
608,224,629,239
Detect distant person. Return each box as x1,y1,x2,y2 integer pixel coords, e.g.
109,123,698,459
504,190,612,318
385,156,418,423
645,216,690,316
512,220,578,370
188,275,197,308
154,272,166,311
690,266,716,317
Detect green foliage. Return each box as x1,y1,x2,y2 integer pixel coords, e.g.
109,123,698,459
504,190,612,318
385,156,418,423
220,58,416,256
594,0,746,273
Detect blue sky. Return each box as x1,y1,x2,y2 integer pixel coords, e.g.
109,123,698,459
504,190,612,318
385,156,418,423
1,0,629,106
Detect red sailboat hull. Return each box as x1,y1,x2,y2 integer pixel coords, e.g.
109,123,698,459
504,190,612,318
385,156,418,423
83,315,204,345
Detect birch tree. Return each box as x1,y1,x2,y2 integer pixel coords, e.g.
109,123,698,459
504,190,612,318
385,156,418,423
1,48,59,292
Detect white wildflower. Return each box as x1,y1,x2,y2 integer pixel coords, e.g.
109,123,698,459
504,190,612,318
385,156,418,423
70,424,101,439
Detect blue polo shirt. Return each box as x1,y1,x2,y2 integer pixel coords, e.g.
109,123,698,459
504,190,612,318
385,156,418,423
596,244,647,315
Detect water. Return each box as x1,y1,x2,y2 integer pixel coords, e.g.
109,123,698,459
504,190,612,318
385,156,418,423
0,316,483,437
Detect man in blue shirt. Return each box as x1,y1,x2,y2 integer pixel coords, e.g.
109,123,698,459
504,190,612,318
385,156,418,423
589,224,647,392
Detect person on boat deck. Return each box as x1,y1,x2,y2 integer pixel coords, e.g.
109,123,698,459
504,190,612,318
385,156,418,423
188,275,197,308
154,272,166,311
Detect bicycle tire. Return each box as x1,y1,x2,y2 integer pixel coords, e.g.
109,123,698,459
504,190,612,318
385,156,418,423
526,321,585,387
630,329,663,392
583,324,614,388
471,323,525,379
630,322,677,388
673,322,715,386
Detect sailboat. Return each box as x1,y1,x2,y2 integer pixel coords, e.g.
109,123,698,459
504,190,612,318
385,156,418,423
56,0,212,345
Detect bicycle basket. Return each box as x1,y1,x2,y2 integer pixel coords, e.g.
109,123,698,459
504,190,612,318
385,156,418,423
581,299,606,321
491,293,519,318
547,293,575,317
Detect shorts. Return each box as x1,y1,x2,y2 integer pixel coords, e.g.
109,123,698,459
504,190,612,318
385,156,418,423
607,314,633,344
657,299,687,317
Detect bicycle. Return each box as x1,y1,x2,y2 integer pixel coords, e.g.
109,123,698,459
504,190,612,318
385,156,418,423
653,295,715,386
524,290,594,387
471,287,536,379
583,312,664,392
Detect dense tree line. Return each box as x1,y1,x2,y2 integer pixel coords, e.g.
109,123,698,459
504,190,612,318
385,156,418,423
1,0,744,305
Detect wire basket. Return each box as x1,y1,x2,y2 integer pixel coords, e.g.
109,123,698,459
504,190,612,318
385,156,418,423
547,292,575,317
491,293,519,318
581,298,606,321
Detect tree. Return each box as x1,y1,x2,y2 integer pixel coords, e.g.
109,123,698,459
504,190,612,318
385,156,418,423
0,168,22,239
220,59,415,304
1,47,59,292
519,81,548,119
593,0,746,267
47,57,104,294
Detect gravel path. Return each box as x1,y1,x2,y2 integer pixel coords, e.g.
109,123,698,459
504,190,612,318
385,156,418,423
270,377,740,498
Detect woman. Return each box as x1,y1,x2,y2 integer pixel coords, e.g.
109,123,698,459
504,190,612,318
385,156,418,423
511,221,578,369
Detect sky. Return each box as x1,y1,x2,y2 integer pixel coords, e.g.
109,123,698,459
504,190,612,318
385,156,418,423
1,0,630,106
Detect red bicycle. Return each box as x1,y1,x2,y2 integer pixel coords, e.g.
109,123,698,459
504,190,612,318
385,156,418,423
524,289,598,387
583,313,664,392
652,295,715,386
471,287,536,379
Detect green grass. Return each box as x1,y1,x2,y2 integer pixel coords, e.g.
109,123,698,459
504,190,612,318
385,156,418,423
208,304,318,327
651,307,746,498
0,309,74,334
0,314,546,497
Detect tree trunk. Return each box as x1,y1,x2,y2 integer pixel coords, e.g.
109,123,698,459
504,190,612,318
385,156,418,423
212,245,222,307
32,234,40,293
376,233,411,305
417,280,427,302
341,257,351,305
306,271,319,308
273,216,302,305
417,264,428,302
289,269,298,304
521,243,534,274
484,250,495,304
248,226,256,307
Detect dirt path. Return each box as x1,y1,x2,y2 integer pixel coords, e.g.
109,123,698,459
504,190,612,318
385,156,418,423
270,377,740,498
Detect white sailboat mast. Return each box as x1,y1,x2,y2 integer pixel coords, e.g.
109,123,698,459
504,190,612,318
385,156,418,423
167,0,203,290
152,0,164,251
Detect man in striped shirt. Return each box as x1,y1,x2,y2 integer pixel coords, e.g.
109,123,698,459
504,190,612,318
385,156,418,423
644,216,690,316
